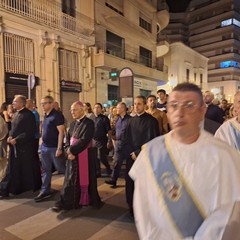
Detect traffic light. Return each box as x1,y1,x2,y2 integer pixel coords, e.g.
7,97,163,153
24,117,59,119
109,68,118,81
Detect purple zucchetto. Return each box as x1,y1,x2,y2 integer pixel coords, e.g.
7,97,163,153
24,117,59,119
74,101,84,108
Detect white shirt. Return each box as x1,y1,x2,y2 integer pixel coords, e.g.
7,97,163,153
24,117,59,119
215,117,240,152
130,130,240,240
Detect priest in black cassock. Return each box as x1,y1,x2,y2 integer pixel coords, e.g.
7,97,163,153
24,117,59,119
124,96,159,217
0,95,41,198
52,101,102,212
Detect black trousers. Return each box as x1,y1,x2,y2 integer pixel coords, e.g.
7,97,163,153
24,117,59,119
125,156,134,211
95,144,111,174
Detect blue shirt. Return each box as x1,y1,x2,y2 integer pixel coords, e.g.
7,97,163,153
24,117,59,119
32,110,40,139
42,108,64,147
115,114,131,149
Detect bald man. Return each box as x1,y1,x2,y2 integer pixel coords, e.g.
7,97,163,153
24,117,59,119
215,91,240,152
204,91,224,124
52,101,102,211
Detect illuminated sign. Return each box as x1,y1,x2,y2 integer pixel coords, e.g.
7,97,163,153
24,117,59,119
233,18,240,27
221,18,240,27
60,80,82,92
109,69,118,81
220,61,239,68
221,19,232,27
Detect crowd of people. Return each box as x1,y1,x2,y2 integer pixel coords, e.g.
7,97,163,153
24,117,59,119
0,82,239,239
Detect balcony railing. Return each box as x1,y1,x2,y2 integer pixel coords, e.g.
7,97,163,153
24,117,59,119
96,41,159,69
0,0,94,39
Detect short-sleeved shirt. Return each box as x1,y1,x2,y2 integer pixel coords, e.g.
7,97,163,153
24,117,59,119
157,101,167,112
42,108,64,147
93,113,111,144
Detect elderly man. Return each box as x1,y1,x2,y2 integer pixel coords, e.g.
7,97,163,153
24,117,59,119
215,91,240,152
52,101,102,212
0,95,41,198
129,83,240,240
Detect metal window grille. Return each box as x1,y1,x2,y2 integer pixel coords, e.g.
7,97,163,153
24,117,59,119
4,33,34,74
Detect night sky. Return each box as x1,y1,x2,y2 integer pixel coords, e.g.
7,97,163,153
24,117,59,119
166,0,192,12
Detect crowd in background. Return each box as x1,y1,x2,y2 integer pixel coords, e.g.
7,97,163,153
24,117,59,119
0,86,239,211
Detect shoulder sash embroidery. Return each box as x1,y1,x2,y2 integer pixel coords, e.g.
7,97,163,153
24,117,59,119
145,135,206,238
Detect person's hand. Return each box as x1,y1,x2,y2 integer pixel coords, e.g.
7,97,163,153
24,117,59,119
130,152,137,161
7,136,12,143
68,153,75,161
55,149,62,157
67,148,71,155
7,137,16,145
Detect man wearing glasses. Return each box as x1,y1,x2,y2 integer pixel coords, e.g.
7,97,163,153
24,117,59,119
34,96,66,202
129,83,240,239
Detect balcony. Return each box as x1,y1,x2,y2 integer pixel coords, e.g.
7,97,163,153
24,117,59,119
156,6,169,31
94,41,168,82
208,66,240,76
156,40,170,57
96,41,157,69
0,0,94,41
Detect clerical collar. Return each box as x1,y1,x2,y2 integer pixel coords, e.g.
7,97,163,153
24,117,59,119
17,107,25,112
76,114,86,122
136,112,145,117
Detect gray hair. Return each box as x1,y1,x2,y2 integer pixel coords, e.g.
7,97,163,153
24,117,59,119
15,95,26,106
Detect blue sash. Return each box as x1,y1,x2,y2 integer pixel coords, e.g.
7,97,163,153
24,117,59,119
229,120,240,151
146,135,206,238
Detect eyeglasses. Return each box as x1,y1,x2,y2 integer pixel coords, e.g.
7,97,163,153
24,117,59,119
167,101,199,113
40,102,51,106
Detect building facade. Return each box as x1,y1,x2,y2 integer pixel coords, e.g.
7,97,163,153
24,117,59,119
0,0,169,123
161,42,208,93
93,0,169,106
159,0,240,101
0,0,95,124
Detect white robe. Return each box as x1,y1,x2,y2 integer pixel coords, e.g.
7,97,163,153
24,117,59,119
214,117,240,152
129,130,240,240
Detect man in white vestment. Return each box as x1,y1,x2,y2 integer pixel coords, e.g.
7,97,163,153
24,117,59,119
215,91,240,152
129,83,240,240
